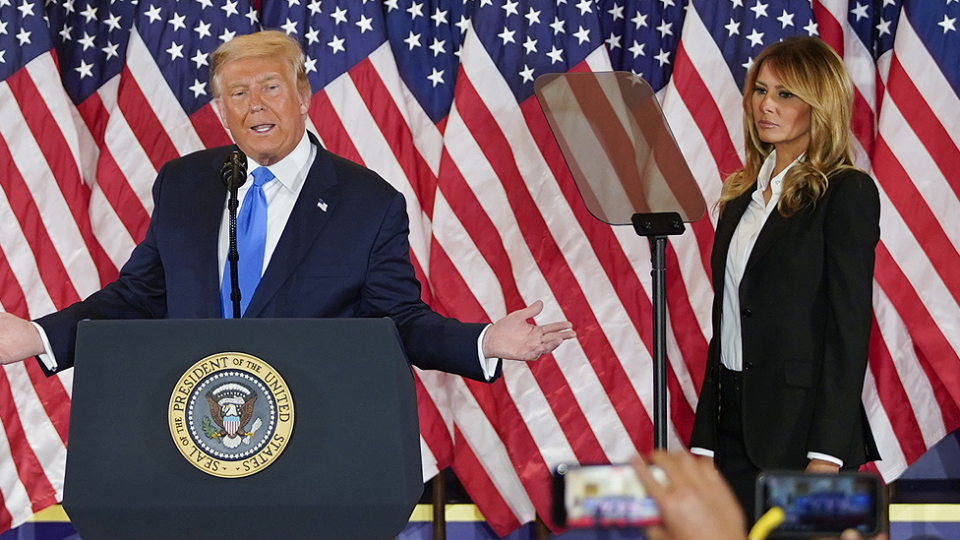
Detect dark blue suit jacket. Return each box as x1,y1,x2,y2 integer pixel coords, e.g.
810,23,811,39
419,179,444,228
36,133,490,381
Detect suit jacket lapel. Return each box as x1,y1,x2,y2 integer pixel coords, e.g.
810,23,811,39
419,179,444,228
244,133,342,318
196,147,235,317
712,188,752,286
745,203,793,273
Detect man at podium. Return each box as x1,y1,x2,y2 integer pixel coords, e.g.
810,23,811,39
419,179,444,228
0,31,575,380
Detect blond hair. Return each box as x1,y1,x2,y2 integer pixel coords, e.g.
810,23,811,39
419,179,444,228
719,37,856,216
210,30,311,98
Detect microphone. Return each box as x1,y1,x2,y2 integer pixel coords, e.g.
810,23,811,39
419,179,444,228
221,150,248,190
222,150,247,318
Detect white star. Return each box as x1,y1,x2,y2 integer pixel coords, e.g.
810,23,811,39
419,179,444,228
219,29,237,42
407,2,423,19
307,0,321,15
221,0,238,17
725,18,740,36
166,41,184,60
384,0,398,10
939,14,957,33
305,27,320,44
356,14,373,33
479,0,492,6
102,41,119,59
502,0,518,16
746,28,764,47
0,50,5,64
245,7,259,25
656,20,673,38
104,13,122,31
16,27,31,45
168,12,187,31
803,19,818,36
750,1,768,18
573,25,590,44
519,64,535,83
654,48,670,66
777,9,794,28
304,56,317,74
78,31,95,50
632,11,647,29
404,30,421,50
883,0,896,5
62,0,74,12
192,49,209,68
17,0,33,17
456,14,470,33
660,0,675,7
328,35,345,53
730,0,744,7
330,6,347,24
189,79,207,97
525,7,540,25
498,27,515,44
75,60,93,78
281,17,298,35
742,56,754,71
431,8,447,25
79,3,96,22
628,40,645,58
144,4,161,23
605,32,621,50
286,0,299,7
550,16,565,35
575,0,591,15
195,0,213,8
427,67,444,87
0,20,6,36
876,18,891,37
59,23,72,41
850,2,868,22
608,3,624,20
429,37,445,56
522,35,537,54
546,45,564,64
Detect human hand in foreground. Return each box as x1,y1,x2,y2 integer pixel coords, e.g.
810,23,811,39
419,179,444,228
0,313,44,365
633,450,747,540
481,300,575,361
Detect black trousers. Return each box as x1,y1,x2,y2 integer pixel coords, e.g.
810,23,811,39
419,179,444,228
715,366,762,524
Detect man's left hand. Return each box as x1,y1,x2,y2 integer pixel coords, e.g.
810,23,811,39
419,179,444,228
482,300,575,361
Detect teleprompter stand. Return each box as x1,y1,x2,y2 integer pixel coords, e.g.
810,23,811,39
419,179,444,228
62,318,421,540
535,73,706,449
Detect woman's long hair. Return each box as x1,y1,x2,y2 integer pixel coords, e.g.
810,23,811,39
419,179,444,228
718,37,856,217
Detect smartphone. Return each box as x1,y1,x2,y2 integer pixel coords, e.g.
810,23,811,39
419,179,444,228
756,471,884,537
552,463,663,528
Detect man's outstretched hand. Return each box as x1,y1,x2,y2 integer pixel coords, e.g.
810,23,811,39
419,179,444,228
482,300,575,361
0,313,44,365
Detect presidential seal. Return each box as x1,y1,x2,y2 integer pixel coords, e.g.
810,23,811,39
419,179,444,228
168,353,294,478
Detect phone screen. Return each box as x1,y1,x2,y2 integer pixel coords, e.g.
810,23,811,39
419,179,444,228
553,463,661,528
757,472,882,537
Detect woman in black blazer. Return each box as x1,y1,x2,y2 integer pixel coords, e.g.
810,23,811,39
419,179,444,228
689,37,881,518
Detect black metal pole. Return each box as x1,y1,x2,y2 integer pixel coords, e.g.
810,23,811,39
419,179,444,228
650,235,668,449
432,470,446,540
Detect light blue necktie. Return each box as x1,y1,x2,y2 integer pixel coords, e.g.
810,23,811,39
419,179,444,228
221,166,275,317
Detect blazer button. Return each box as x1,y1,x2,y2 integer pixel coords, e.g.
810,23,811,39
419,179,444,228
744,362,754,370
741,309,752,317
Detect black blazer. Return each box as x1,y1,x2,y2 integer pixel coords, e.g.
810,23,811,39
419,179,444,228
35,133,490,381
690,168,881,469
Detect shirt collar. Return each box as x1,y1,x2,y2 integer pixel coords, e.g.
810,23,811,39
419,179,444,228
756,149,804,199
244,130,311,192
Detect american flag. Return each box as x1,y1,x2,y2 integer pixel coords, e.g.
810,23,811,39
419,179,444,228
0,0,957,536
